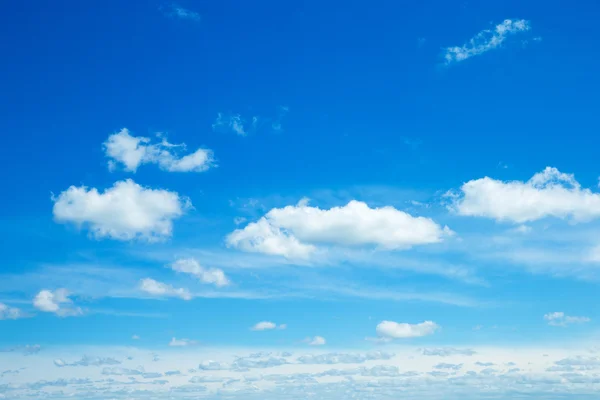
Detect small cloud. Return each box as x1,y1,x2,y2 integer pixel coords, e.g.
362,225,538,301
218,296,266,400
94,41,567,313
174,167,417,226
139,278,192,300
544,312,590,327
103,128,214,173
33,289,83,317
417,37,426,48
169,337,198,347
52,179,191,242
169,258,230,287
251,321,286,331
304,336,326,346
375,320,439,340
132,335,140,340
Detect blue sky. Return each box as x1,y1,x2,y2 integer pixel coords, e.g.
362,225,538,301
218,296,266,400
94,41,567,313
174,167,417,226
2,0,600,398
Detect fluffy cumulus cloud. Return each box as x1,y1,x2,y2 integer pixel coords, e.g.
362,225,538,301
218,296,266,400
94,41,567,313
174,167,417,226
139,278,192,300
33,289,83,317
448,167,600,223
444,19,531,64
52,179,191,241
170,258,230,287
251,321,286,331
227,199,451,259
103,128,214,173
375,320,439,340
544,311,590,327
0,303,22,320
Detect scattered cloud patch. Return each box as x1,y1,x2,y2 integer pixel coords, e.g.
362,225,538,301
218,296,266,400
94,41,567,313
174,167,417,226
33,289,83,317
52,179,191,241
444,19,531,64
54,356,120,367
132,335,140,340
296,352,394,365
139,278,192,300
170,258,230,287
227,199,451,259
544,312,590,327
375,320,439,340
448,167,600,223
0,302,23,320
104,128,214,173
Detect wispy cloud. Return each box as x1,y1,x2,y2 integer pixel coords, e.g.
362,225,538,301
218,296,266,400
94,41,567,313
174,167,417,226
544,312,591,327
163,4,201,22
443,19,531,64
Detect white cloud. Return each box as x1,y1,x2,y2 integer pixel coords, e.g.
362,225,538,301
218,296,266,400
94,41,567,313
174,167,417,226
448,167,600,223
227,199,451,259
33,289,83,317
544,312,590,327
170,258,230,287
212,113,250,136
52,179,191,241
169,337,197,347
305,336,326,346
139,278,192,300
103,128,214,173
0,303,22,320
375,320,439,339
444,19,531,64
251,321,286,331
132,335,140,340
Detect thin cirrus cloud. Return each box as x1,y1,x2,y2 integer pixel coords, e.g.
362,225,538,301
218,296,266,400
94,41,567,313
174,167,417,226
250,321,287,331
139,278,192,301
162,3,201,22
169,258,230,287
443,19,531,64
169,337,198,347
52,179,191,241
374,320,439,341
544,312,590,327
227,199,452,259
212,113,257,136
447,167,600,223
0,303,22,320
103,128,214,173
33,289,83,317
212,107,289,136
